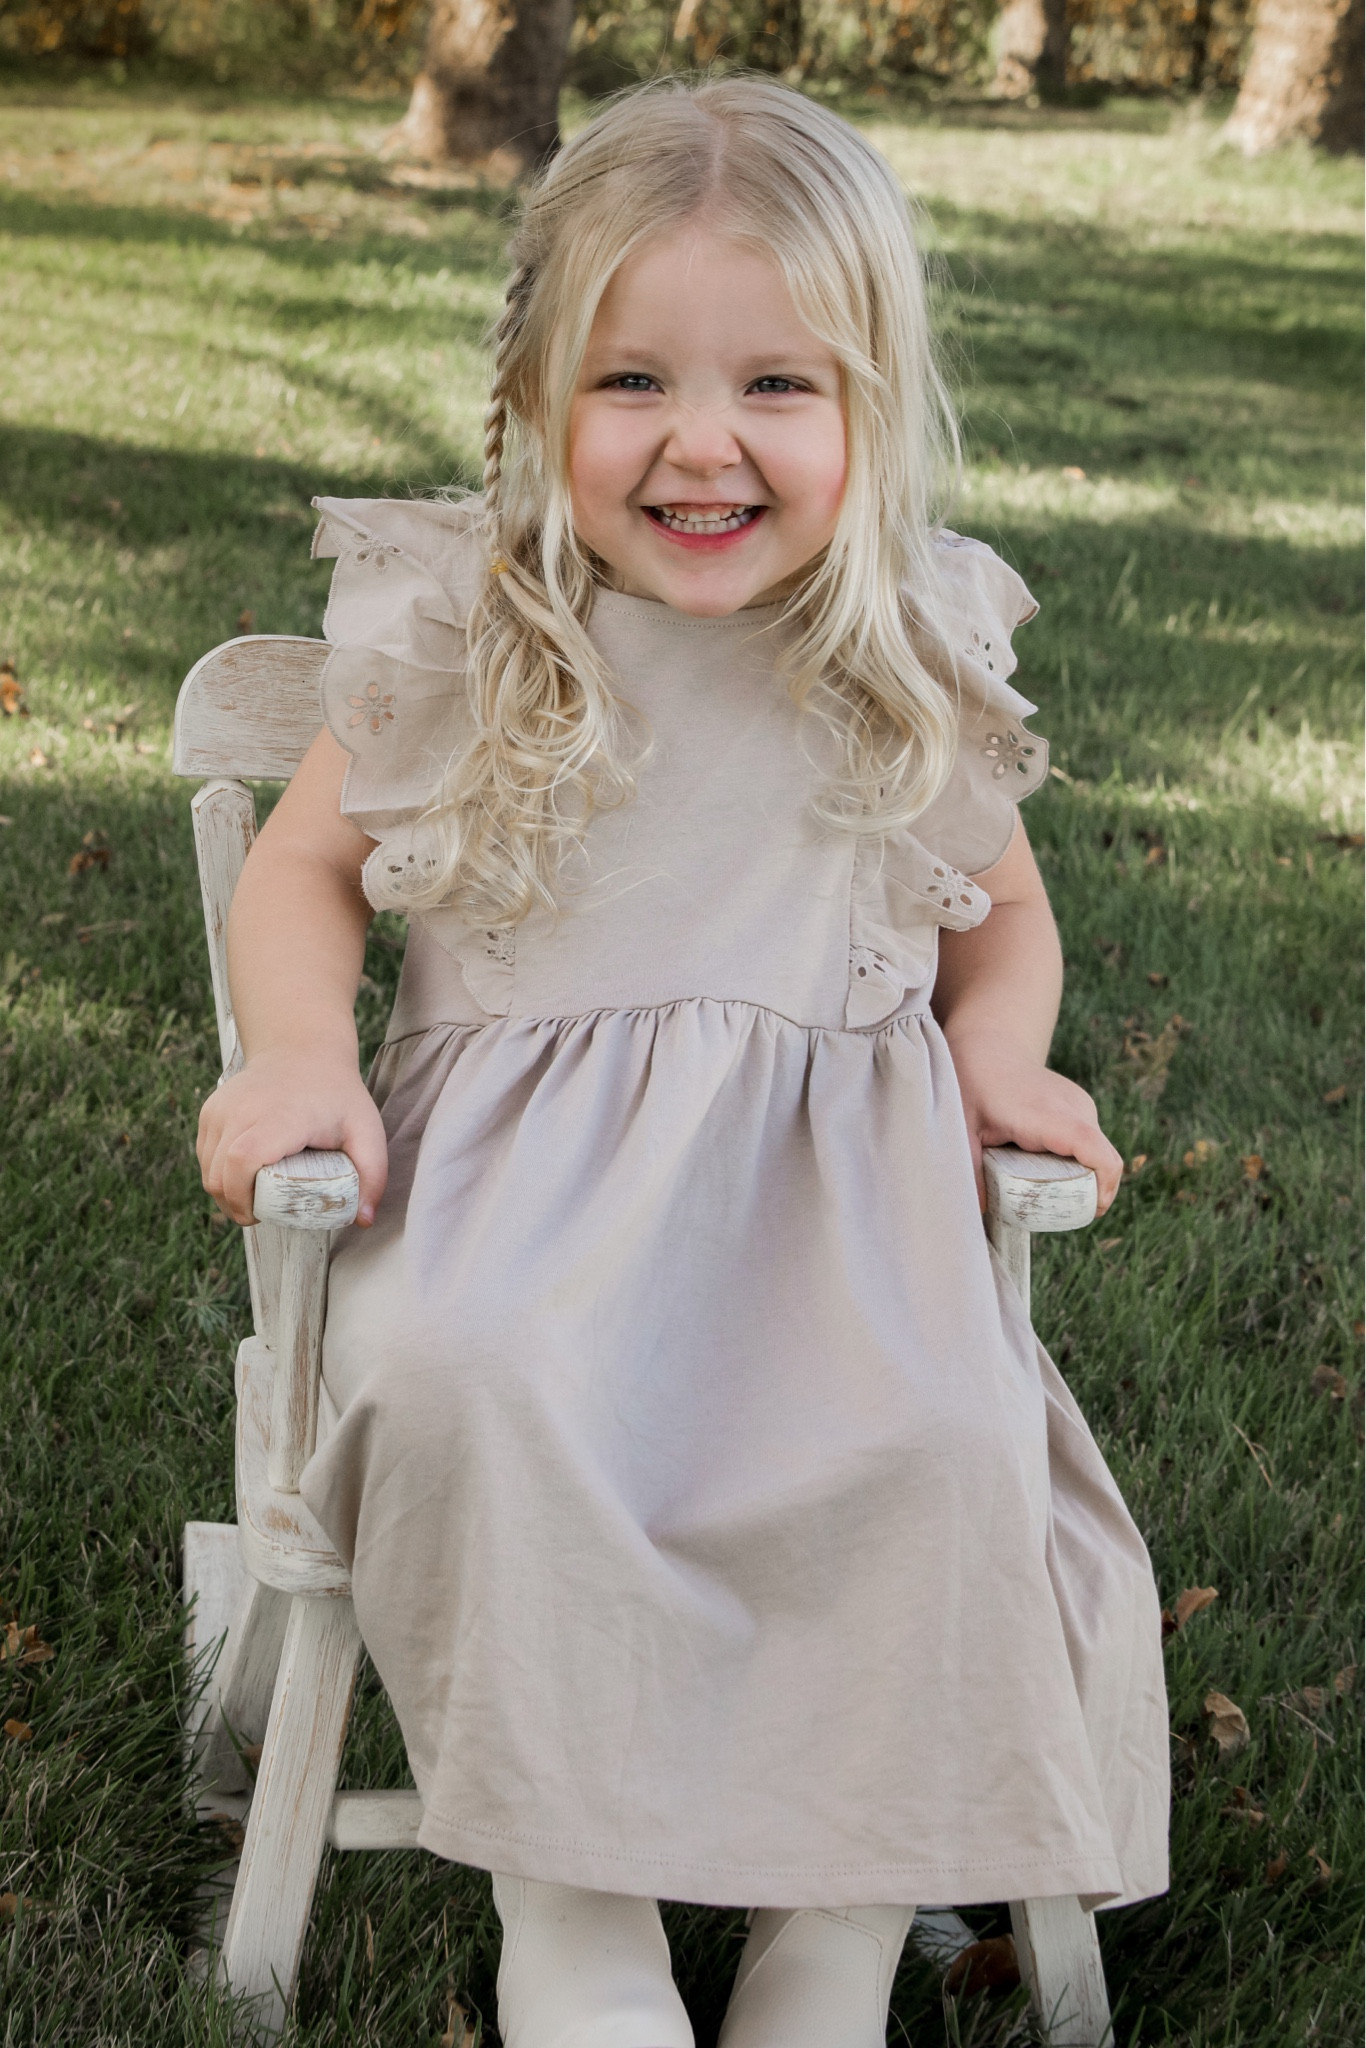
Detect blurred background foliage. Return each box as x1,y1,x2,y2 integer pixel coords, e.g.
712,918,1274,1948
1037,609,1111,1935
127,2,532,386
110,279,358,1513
0,0,1255,97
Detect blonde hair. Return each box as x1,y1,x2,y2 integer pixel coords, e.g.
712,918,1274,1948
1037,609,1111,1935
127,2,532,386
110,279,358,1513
383,75,965,926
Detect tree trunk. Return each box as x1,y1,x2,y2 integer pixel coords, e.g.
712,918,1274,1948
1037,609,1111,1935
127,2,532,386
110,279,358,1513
993,0,1068,97
1225,0,1364,152
386,0,575,173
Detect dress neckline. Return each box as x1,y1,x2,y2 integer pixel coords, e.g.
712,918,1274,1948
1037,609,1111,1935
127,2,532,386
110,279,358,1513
590,586,788,631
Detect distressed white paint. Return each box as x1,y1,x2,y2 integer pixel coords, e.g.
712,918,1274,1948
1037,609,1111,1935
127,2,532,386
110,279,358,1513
174,635,327,782
327,1789,425,1852
1011,1895,1113,2046
235,1339,351,1596
254,1150,360,1231
267,1232,330,1494
217,1598,362,2038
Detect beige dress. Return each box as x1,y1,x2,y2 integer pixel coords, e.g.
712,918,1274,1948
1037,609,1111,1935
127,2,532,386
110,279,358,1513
300,495,1170,1913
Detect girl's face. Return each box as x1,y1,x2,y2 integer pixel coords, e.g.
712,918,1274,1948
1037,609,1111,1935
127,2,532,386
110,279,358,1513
568,227,847,617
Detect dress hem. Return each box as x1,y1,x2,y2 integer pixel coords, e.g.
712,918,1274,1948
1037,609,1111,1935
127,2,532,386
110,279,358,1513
413,1806,1165,1912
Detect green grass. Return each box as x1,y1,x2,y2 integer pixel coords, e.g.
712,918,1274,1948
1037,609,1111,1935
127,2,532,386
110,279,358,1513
0,79,1361,2048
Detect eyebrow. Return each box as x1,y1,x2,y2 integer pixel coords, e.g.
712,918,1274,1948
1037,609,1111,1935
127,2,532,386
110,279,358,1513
582,344,834,376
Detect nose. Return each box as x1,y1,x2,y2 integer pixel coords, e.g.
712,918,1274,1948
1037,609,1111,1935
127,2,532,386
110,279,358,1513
660,401,743,481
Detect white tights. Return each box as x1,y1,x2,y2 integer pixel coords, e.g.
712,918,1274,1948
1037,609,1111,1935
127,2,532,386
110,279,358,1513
492,1876,916,2048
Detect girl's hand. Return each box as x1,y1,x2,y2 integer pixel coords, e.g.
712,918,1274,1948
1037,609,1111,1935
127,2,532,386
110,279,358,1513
197,1049,389,1229
946,1028,1123,1219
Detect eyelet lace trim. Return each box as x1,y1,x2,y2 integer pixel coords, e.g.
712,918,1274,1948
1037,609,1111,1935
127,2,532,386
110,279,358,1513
354,537,404,571
481,926,515,967
982,729,1040,780
346,678,397,734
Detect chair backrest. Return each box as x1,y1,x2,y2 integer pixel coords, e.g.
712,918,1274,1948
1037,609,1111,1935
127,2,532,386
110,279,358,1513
174,633,327,781
174,635,334,1379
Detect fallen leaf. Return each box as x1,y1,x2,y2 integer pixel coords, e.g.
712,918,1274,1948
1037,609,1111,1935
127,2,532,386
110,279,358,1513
1161,1609,1178,1637
27,748,49,768
1316,831,1365,850
1183,1139,1219,1168
1174,1586,1219,1629
1147,970,1169,986
237,608,256,634
1175,1188,1198,1205
1264,1851,1289,1885
439,1991,477,2048
1310,1365,1348,1402
38,911,67,927
1241,1154,1265,1181
1322,1083,1348,1105
0,1893,19,1920
0,660,27,717
1126,1153,1149,1177
1334,1665,1356,1696
1288,1686,1326,1714
1144,843,1167,867
68,847,111,877
945,1935,1021,1996
1221,1786,1265,1825
1205,1690,1251,1754
1119,1013,1190,1103
3,1718,33,1742
104,497,123,515
1306,1848,1334,1891
1061,465,1087,482
1,1621,54,1667
1098,1236,1122,1252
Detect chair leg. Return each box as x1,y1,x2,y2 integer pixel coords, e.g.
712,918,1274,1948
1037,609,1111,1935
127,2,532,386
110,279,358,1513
218,1595,362,2037
1009,1896,1112,2047
198,1573,291,1795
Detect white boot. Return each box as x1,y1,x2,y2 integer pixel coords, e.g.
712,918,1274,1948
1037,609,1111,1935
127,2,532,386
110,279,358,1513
716,1905,916,2048
492,1874,696,2048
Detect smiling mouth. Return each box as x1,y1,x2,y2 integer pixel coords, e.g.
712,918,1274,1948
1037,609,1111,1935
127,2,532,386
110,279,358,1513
645,504,765,536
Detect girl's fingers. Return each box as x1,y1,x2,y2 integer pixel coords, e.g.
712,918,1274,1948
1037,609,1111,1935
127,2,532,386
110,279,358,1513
342,1106,390,1226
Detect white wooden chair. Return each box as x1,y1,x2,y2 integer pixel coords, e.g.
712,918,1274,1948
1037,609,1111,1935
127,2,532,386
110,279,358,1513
175,634,1115,2045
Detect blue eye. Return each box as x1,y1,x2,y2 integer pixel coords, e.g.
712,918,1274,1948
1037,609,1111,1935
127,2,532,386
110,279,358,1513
608,374,659,392
750,376,803,394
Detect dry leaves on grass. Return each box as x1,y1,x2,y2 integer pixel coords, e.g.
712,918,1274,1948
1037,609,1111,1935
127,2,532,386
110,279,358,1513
237,608,256,633
1183,1138,1219,1168
439,1991,478,2048
1241,1153,1265,1181
1322,1083,1348,1105
1309,1365,1349,1401
1162,1585,1219,1636
1118,1013,1191,1102
944,1935,1021,1997
0,659,27,717
3,1717,33,1742
1264,1850,1289,1885
1,1620,54,1668
68,830,112,877
1204,1690,1251,1755
1221,1785,1265,1825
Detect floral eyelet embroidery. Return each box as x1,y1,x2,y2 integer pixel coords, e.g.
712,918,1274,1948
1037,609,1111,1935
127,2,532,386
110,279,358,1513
347,679,397,735
982,729,1038,780
968,628,997,675
354,538,403,571
483,927,515,967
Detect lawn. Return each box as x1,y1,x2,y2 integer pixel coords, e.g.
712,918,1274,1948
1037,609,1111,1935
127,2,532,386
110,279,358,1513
0,75,1361,2048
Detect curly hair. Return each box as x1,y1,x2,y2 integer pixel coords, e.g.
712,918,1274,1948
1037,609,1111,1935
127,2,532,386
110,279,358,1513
379,75,965,927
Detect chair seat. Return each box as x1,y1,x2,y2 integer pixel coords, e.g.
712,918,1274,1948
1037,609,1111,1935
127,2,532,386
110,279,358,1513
236,1338,351,1596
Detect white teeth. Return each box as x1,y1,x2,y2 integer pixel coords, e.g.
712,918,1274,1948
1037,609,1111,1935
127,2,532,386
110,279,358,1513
651,505,758,535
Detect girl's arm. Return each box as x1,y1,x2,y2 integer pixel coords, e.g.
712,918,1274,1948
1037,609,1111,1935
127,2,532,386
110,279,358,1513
196,728,390,1228
933,815,1123,1215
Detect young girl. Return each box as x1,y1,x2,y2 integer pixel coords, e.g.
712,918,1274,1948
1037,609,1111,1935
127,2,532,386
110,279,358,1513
198,77,1169,2048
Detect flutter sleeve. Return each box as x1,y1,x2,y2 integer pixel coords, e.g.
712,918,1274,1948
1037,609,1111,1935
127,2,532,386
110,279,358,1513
310,493,485,913
911,530,1048,877
843,533,1046,1028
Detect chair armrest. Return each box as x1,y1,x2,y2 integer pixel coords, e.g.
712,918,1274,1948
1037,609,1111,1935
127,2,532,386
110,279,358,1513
983,1145,1097,1234
253,1150,360,1232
